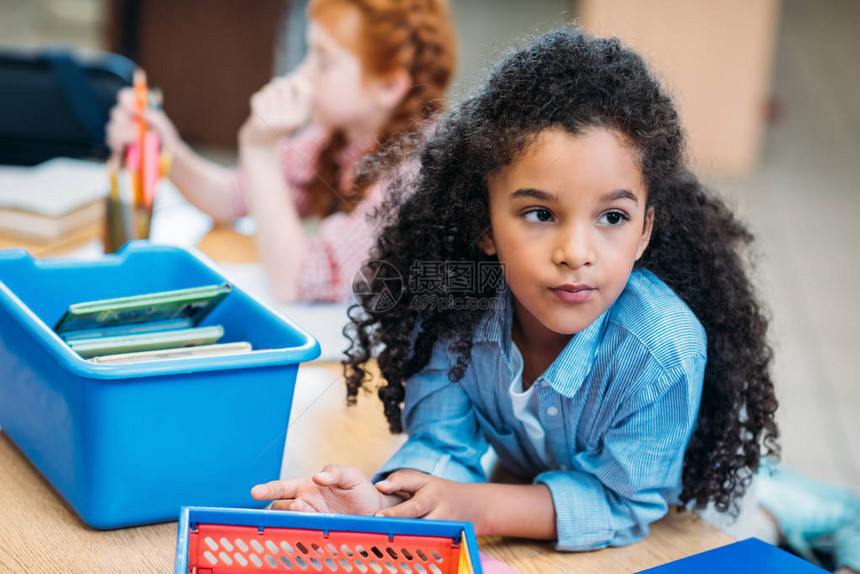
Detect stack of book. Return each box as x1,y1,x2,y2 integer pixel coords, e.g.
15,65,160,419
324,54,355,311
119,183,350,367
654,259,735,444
0,158,109,243
53,283,253,364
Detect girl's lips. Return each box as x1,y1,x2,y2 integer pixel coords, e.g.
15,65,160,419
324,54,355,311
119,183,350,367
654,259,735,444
550,285,595,303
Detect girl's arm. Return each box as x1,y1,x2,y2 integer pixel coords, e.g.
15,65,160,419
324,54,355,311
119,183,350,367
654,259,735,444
375,470,558,539
236,74,315,301
106,88,238,224
250,465,558,540
237,138,307,301
166,142,242,223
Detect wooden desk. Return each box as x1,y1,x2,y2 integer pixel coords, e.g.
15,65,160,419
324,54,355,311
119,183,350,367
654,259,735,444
196,225,258,264
0,222,733,572
0,363,732,573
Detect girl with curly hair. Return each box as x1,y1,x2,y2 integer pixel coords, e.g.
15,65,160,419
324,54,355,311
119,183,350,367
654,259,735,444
106,0,456,301
252,28,780,550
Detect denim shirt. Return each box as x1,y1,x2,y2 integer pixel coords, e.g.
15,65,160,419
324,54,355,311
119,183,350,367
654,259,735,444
375,269,707,550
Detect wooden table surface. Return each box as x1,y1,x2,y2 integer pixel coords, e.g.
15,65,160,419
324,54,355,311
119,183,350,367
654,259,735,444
0,224,732,572
0,362,732,573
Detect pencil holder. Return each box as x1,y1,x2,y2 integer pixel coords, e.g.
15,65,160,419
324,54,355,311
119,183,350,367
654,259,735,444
103,195,152,254
175,507,483,574
0,242,320,528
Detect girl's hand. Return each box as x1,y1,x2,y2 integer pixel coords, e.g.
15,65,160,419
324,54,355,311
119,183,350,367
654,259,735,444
374,470,485,531
239,73,313,148
105,88,182,159
250,464,388,515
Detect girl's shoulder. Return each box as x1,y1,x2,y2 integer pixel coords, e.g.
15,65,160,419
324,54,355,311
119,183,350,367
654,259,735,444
607,269,707,369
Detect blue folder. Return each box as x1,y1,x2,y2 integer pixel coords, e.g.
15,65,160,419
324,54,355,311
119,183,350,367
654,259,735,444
636,538,828,573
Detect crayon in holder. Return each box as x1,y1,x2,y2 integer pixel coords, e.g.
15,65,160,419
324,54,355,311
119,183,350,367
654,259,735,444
105,129,160,253
175,507,482,574
104,195,152,254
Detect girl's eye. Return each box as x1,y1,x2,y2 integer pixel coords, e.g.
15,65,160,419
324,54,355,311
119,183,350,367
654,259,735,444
523,208,554,223
600,211,629,225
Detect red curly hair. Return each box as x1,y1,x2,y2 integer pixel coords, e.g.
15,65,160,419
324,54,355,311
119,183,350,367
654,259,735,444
305,0,457,217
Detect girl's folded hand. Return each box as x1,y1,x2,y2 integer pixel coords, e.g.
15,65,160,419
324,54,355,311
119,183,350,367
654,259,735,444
240,73,314,147
250,464,386,515
374,470,484,531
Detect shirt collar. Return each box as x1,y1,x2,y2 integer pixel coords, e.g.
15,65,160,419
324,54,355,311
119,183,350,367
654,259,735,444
474,288,514,345
542,308,609,397
474,289,610,398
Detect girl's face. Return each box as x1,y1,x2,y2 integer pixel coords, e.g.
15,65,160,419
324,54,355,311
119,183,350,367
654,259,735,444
303,14,402,137
483,127,653,341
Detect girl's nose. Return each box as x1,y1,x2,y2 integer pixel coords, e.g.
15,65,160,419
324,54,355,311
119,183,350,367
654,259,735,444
551,224,594,269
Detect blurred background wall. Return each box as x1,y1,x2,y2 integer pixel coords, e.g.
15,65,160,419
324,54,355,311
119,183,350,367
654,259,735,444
1,0,858,490
0,0,779,176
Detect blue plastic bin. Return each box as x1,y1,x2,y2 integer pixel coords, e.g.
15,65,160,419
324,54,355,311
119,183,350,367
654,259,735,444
0,242,320,529
175,507,483,574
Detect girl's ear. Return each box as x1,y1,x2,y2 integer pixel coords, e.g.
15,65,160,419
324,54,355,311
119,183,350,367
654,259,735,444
372,68,411,111
635,207,655,261
478,231,497,256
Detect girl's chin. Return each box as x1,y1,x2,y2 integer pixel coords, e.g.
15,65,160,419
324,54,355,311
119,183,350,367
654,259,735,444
537,308,603,336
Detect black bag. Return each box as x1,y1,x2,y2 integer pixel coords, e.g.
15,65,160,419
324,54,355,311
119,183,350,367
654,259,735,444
0,47,134,166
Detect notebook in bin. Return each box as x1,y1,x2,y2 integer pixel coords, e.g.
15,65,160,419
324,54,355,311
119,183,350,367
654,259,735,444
54,282,231,334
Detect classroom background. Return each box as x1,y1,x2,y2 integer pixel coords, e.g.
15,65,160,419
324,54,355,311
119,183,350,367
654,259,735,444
0,0,858,515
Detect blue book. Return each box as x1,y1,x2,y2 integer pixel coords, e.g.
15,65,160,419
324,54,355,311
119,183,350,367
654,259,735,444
636,538,828,573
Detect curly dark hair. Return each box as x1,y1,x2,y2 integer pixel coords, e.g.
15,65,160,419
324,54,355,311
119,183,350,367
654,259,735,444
344,28,779,514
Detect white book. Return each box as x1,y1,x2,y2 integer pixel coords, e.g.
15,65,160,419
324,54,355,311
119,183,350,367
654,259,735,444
89,342,253,364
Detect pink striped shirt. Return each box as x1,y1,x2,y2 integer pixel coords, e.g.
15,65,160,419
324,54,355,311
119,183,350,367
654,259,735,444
231,125,384,303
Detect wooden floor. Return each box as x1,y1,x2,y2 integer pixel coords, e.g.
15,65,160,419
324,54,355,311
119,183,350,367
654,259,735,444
709,0,860,489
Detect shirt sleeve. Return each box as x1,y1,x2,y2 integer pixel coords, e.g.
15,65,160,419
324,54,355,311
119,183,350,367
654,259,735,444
295,179,384,302
374,340,490,484
535,353,706,551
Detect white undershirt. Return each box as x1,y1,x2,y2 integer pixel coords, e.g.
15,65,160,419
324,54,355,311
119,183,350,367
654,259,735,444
508,343,550,464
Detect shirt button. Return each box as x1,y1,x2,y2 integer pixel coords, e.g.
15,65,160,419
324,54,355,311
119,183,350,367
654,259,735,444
546,406,559,416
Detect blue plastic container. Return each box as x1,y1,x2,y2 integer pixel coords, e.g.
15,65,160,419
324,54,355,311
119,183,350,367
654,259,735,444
175,507,483,574
0,242,320,529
